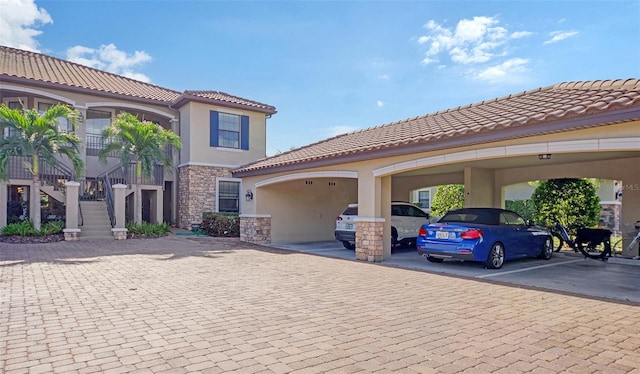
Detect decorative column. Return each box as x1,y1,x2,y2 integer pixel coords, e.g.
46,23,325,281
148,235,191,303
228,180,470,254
63,181,81,241
355,218,385,262
112,184,128,240
240,214,271,244
0,181,7,229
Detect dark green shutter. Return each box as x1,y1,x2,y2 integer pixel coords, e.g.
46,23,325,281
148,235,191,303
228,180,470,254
210,111,219,147
240,115,249,150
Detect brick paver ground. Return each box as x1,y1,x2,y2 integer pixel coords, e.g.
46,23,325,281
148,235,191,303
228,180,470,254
1,234,639,373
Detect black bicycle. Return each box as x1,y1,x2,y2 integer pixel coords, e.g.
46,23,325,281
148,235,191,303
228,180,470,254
554,222,612,260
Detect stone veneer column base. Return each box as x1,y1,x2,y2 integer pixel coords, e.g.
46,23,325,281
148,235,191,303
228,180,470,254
63,228,81,241
240,215,271,245
112,228,128,240
355,218,385,262
177,165,233,229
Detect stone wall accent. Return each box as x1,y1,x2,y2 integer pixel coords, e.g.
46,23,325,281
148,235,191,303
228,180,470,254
177,165,232,228
112,228,128,240
63,228,81,241
599,202,621,235
240,215,271,244
355,218,385,262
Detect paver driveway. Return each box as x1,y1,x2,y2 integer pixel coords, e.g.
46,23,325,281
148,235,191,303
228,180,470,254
1,235,639,373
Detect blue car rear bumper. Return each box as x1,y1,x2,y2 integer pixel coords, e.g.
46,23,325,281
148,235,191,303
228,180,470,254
417,241,481,261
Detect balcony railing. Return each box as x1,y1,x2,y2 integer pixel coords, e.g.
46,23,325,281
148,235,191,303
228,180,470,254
86,134,119,157
6,155,75,190
80,162,164,202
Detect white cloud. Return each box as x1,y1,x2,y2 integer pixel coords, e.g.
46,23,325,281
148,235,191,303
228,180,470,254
66,43,152,82
511,31,533,39
421,57,437,65
473,58,529,83
377,100,384,107
377,74,390,80
544,31,578,44
418,16,512,65
0,0,52,52
327,125,358,137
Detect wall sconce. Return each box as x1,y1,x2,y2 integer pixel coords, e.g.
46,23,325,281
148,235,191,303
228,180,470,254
538,154,552,160
245,189,254,201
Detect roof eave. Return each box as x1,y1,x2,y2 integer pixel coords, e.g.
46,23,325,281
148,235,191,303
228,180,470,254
0,75,176,107
172,94,277,115
232,106,640,178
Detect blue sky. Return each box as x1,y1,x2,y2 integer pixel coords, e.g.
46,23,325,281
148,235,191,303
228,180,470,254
1,0,639,156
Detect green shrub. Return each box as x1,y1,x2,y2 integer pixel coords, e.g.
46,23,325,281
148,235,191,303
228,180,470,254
531,178,600,234
431,184,465,217
201,212,239,237
125,221,171,237
1,220,64,236
505,200,535,223
39,221,65,235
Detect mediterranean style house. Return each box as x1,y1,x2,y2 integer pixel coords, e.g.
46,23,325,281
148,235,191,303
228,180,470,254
233,79,640,261
0,45,276,234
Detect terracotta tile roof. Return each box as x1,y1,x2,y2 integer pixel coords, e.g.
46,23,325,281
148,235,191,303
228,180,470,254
175,90,277,114
234,79,640,176
0,45,181,102
0,46,277,113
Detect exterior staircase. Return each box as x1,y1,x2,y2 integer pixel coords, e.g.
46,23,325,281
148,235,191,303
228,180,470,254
79,201,113,240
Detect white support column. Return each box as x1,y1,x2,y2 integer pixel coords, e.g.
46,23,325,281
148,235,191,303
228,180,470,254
356,171,386,262
112,184,128,240
63,181,81,241
0,181,7,228
464,166,496,208
153,187,163,224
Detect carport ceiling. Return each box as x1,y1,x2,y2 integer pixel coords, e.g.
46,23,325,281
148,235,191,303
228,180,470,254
394,150,639,177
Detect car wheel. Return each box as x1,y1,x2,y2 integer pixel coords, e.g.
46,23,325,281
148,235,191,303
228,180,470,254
426,256,444,263
391,227,398,247
485,242,505,269
538,236,553,260
342,241,355,250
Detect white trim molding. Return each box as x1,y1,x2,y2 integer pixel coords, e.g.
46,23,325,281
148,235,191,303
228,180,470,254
354,217,386,223
374,137,640,177
255,171,358,188
0,84,77,106
86,101,176,121
239,214,272,218
177,161,240,169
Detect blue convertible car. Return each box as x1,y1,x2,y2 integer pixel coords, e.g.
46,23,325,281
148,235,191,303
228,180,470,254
417,208,553,269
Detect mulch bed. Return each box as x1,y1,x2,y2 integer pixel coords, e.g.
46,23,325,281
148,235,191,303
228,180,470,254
0,232,170,243
0,233,65,244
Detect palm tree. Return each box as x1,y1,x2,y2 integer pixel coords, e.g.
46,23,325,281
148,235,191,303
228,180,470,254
0,103,83,231
99,112,181,224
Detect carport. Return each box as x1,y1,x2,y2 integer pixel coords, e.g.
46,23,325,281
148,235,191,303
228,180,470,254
234,79,640,262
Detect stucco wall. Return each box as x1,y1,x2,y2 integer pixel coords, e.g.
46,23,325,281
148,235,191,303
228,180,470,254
179,101,267,167
257,178,357,243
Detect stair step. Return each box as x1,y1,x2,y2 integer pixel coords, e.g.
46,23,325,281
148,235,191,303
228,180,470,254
79,201,112,239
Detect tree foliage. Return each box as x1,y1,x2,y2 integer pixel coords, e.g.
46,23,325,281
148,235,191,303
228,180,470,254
0,103,83,230
531,178,600,233
505,200,536,222
431,184,465,217
100,112,182,223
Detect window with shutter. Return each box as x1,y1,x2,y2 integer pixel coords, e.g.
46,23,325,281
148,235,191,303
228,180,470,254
210,111,249,150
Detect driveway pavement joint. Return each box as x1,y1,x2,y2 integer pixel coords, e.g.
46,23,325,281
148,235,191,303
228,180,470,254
1,235,639,373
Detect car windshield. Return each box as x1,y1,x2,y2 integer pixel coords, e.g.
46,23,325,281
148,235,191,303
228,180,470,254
342,207,358,215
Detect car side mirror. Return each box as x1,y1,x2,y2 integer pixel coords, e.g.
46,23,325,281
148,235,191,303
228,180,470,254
527,220,535,226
